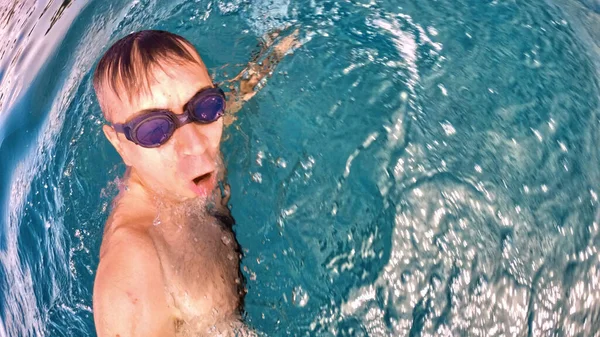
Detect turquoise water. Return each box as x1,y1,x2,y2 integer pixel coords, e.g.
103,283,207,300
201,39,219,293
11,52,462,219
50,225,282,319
1,0,600,336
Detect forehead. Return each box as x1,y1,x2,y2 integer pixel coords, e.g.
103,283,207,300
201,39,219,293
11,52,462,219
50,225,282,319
106,61,213,123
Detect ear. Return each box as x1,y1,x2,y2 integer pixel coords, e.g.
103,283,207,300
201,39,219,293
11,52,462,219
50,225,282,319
103,125,132,166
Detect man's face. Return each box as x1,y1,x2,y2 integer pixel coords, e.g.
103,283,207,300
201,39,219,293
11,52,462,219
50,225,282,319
102,59,223,202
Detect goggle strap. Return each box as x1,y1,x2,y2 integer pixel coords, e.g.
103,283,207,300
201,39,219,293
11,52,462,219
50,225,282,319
113,123,133,142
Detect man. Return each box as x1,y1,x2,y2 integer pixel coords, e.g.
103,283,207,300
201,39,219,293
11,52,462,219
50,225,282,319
92,29,298,336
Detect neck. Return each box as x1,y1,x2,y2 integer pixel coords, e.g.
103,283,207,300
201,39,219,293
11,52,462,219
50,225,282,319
124,167,183,209
124,167,219,233
121,168,157,208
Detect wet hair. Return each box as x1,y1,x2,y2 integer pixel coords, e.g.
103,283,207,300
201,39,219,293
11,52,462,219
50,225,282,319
93,30,202,117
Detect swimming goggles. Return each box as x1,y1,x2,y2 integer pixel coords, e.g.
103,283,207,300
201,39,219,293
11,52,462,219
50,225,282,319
112,86,226,148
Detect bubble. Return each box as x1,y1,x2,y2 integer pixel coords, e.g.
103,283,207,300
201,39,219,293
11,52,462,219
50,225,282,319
276,157,287,168
292,285,309,307
251,172,262,183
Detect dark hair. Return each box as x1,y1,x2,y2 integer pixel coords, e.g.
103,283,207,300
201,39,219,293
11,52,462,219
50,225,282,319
93,30,201,114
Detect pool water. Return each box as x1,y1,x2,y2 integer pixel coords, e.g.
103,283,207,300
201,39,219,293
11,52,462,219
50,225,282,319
1,0,600,336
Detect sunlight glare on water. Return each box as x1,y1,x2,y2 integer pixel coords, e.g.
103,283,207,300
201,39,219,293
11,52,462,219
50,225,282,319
1,0,600,336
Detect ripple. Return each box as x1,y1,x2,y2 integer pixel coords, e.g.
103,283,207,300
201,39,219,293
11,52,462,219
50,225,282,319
2,0,600,336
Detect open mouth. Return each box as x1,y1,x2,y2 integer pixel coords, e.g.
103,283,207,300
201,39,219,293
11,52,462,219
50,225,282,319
189,171,217,197
193,172,212,186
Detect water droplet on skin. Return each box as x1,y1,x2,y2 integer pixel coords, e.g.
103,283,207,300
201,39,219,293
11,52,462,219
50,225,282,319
221,235,232,246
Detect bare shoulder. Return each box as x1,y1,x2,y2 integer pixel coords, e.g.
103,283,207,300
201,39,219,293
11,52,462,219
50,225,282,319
94,224,175,337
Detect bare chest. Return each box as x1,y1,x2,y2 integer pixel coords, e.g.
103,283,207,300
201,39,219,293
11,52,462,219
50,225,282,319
150,214,243,330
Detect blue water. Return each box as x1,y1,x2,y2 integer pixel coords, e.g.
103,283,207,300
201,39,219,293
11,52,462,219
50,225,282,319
1,0,600,336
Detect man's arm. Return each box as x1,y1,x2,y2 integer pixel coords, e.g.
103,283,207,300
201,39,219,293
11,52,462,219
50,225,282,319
221,29,302,124
93,228,175,337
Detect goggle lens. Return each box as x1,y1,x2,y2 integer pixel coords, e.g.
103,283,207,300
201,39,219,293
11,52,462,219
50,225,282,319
192,94,225,122
136,117,175,147
113,87,226,148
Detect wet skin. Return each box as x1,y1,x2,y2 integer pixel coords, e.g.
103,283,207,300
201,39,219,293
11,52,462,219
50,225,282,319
93,33,300,337
94,52,238,336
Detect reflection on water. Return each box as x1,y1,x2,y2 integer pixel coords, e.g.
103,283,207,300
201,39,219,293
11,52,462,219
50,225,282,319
43,1,74,35
0,0,76,117
0,2,89,336
1,0,600,336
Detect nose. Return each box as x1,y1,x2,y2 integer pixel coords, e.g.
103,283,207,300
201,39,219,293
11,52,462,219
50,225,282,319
173,123,210,156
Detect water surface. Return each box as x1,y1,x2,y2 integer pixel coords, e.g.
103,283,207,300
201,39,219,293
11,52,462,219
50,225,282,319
1,0,600,336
